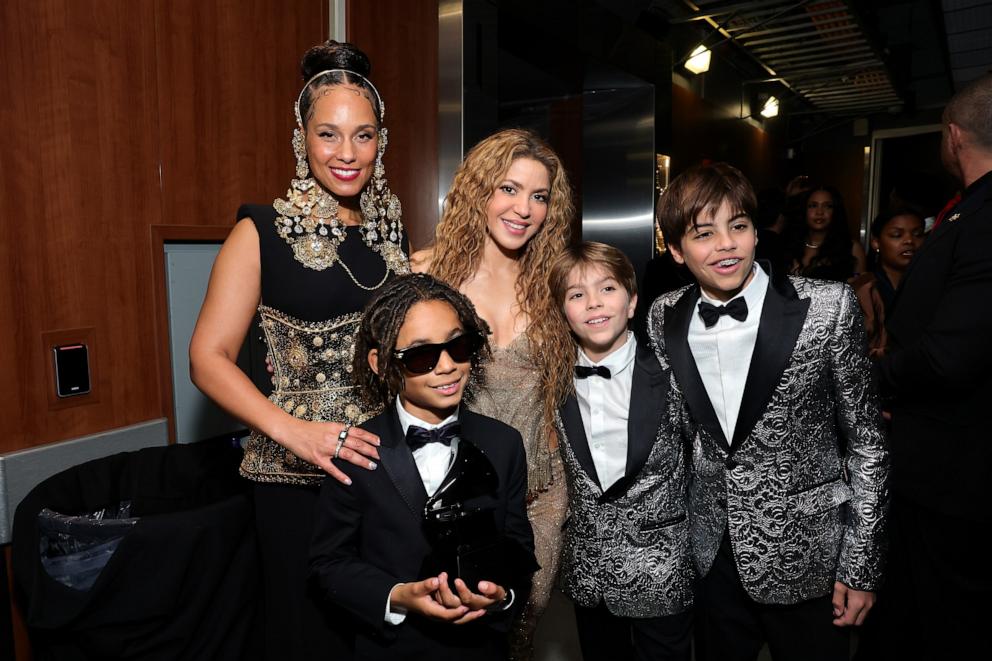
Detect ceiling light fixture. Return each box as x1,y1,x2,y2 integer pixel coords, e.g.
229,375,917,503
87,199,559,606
760,95,779,118
684,45,711,74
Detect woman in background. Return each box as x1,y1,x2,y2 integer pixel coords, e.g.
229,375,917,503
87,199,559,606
189,40,407,659
787,185,867,281
854,208,926,355
412,128,575,660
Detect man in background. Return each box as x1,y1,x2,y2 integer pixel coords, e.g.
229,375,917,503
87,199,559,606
872,72,992,659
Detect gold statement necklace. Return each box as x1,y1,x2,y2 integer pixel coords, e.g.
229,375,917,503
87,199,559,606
274,129,408,289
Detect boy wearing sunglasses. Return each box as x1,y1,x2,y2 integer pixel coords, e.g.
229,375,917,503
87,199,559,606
309,273,537,661
549,242,694,661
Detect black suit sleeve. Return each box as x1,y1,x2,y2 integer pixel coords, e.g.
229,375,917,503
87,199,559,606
880,219,992,395
493,429,537,629
308,473,400,637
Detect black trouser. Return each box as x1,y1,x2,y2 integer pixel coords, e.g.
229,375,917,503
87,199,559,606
573,600,692,661
254,483,350,661
855,495,992,661
694,533,849,661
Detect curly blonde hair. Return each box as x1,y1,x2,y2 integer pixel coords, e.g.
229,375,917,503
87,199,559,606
429,128,575,433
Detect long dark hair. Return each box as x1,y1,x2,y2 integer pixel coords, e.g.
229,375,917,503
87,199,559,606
352,274,492,410
786,185,855,280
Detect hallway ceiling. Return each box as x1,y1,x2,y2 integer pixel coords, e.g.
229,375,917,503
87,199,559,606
673,0,903,115
655,0,992,117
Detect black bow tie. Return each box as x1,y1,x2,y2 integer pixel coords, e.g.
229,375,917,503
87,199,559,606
406,422,460,452
698,297,748,329
575,365,612,379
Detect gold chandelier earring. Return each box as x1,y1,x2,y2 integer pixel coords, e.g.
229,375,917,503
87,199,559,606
273,127,345,270
360,127,403,246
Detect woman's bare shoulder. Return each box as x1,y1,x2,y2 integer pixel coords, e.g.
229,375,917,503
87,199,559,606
409,247,434,273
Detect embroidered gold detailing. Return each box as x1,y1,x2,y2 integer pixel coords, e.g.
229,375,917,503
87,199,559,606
239,305,379,486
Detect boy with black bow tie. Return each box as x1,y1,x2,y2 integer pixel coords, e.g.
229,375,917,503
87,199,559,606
647,163,889,661
308,274,536,661
549,242,694,661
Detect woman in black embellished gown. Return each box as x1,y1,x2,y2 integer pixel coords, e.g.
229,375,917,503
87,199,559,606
189,41,408,660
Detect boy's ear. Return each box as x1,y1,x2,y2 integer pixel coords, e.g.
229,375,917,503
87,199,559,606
367,349,380,376
626,293,638,319
668,242,686,265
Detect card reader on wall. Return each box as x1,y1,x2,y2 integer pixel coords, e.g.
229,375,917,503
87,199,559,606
53,344,91,397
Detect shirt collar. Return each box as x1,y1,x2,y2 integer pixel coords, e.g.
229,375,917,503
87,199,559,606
395,395,459,435
699,262,768,315
578,331,637,374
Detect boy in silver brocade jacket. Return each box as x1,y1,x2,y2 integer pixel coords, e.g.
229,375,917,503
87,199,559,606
648,163,888,661
550,241,693,661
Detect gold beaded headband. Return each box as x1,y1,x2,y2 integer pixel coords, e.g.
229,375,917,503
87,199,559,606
294,69,385,127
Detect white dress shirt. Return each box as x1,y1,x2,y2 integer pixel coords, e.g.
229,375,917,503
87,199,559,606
574,332,637,490
395,396,459,497
687,266,768,445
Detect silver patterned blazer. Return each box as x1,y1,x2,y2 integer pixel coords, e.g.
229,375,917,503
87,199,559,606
647,273,889,605
556,344,694,618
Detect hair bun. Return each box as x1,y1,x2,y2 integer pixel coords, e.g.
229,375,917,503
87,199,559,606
300,40,371,81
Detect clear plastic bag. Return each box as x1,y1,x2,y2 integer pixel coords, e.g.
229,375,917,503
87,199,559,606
37,502,139,590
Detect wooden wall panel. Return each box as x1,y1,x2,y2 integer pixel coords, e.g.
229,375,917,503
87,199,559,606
348,0,440,250
156,0,327,227
0,0,327,455
0,0,162,454
2,1,328,654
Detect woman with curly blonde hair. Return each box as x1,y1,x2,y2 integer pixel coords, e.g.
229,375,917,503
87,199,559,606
412,127,575,660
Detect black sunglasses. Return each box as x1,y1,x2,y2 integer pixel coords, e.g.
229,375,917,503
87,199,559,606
394,333,482,374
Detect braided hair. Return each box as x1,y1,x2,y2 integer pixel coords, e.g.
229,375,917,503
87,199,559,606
352,273,492,410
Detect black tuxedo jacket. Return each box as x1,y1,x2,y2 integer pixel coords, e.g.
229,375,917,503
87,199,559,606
880,171,992,521
308,407,536,660
557,343,694,617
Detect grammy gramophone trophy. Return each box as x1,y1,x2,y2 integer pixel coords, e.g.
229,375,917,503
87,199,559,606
421,439,539,591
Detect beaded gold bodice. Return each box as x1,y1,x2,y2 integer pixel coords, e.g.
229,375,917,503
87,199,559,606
239,305,377,485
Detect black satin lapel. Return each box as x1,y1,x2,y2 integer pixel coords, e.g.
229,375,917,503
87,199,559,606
378,409,428,518
664,290,728,446
729,279,809,454
561,395,601,490
625,346,664,479
601,349,666,502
